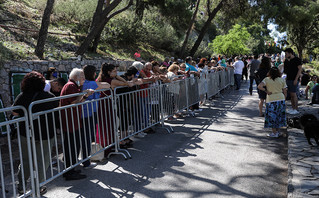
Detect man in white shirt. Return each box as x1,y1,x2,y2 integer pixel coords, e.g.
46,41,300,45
44,78,66,96
233,56,245,90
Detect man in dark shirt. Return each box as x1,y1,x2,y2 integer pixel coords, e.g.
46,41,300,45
283,48,303,114
248,55,261,95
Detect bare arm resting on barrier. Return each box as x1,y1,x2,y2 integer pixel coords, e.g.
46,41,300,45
132,78,144,85
111,79,135,88
96,81,111,90
74,89,95,103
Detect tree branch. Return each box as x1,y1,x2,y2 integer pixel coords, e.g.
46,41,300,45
207,0,211,14
108,0,133,19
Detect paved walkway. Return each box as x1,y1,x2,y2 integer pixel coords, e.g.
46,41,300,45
286,97,319,198
44,82,289,198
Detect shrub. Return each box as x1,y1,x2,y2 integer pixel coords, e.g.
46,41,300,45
53,0,96,29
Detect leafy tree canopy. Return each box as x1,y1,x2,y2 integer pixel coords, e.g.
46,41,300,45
210,24,251,56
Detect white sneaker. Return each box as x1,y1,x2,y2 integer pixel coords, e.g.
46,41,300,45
286,109,293,114
83,162,97,169
267,132,279,138
140,132,147,136
135,133,145,138
290,109,300,115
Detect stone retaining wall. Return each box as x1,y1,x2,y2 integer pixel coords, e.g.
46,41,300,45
0,59,134,107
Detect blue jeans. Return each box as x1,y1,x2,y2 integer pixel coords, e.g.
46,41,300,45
234,74,242,89
249,76,256,93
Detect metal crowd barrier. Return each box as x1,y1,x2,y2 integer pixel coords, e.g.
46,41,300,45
198,72,208,104
186,76,200,107
114,82,166,155
207,71,220,98
27,89,116,197
229,69,235,86
0,106,34,198
0,69,234,197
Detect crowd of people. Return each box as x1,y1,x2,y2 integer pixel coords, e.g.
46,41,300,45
10,48,319,195
11,55,236,195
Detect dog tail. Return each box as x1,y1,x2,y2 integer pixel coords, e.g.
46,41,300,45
300,114,318,128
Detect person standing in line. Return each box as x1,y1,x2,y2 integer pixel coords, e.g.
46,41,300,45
255,56,271,117
45,67,58,80
13,71,59,195
248,55,261,95
232,56,245,90
81,65,111,168
60,68,94,181
258,67,287,138
241,57,248,82
283,48,303,114
274,57,282,68
44,78,66,96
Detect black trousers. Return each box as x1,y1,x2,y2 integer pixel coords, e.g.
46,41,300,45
63,130,81,174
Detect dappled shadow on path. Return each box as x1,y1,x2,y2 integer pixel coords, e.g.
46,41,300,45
47,86,287,198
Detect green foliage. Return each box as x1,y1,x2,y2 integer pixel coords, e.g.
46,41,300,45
194,41,214,58
313,47,319,57
53,0,97,31
100,8,180,52
210,24,251,56
274,0,319,57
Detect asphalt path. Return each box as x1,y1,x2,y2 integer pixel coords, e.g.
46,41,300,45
45,82,288,198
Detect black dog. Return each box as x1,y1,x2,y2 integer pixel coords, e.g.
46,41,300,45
287,116,302,129
299,114,319,146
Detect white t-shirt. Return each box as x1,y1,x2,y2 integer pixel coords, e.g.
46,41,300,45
44,80,51,92
233,60,245,75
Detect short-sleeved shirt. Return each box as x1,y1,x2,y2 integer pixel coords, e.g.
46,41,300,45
82,80,100,118
60,80,82,133
248,59,260,77
284,57,302,80
262,77,287,103
44,80,51,92
307,81,315,94
233,60,245,74
185,63,198,72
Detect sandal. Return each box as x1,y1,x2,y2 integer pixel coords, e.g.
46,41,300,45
40,186,47,196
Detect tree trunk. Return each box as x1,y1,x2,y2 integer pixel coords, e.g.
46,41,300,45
35,0,55,59
189,0,224,57
76,22,106,56
76,0,132,56
91,18,111,52
297,46,303,61
179,0,200,58
90,0,105,31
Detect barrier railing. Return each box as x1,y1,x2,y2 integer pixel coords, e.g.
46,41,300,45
27,89,115,197
0,106,34,198
207,71,220,98
0,69,234,197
